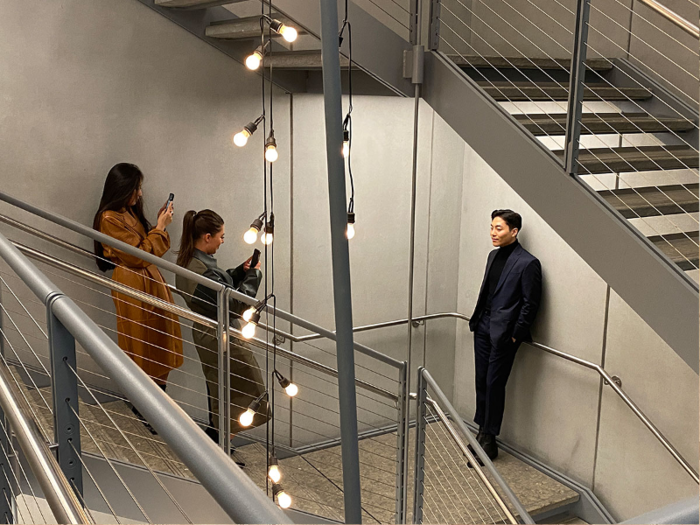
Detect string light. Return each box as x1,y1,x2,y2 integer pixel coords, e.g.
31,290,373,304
245,44,267,70
244,214,265,244
233,115,264,147
342,129,350,158
268,455,281,483
274,371,298,397
265,133,278,163
239,392,267,427
346,211,356,240
261,213,274,245
272,484,292,508
268,19,298,42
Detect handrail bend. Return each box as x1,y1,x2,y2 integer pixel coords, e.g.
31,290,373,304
318,311,700,483
0,359,92,524
0,231,291,524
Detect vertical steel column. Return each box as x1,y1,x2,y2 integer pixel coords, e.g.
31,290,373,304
217,288,231,454
47,295,83,497
318,1,363,522
394,362,408,523
563,0,591,176
412,369,428,524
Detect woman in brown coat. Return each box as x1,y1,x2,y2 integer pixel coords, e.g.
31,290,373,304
93,163,183,390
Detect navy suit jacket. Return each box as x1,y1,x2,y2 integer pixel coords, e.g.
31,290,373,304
469,242,542,347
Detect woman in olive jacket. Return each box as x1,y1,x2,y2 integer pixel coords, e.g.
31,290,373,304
175,209,268,444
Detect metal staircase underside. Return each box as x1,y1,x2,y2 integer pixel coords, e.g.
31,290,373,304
137,0,698,371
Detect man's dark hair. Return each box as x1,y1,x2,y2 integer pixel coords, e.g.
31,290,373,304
491,209,522,232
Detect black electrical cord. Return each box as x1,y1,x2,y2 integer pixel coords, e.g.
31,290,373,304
339,0,355,217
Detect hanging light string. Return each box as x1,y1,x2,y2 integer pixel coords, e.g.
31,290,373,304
339,0,356,239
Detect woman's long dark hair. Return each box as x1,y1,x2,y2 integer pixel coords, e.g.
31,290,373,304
92,163,151,272
177,210,224,268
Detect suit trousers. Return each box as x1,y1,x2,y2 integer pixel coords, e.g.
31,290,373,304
473,311,521,436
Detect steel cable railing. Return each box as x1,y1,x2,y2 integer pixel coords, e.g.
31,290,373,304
0,206,414,523
433,0,699,272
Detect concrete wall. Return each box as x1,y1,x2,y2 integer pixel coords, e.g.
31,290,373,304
451,141,698,521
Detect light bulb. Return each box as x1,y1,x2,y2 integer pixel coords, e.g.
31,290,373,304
268,464,281,483
242,322,256,339
277,490,292,509
245,51,262,70
244,228,258,244
243,307,256,322
265,144,279,163
342,141,349,158
261,232,274,245
233,129,251,147
346,223,355,239
279,25,298,42
284,382,299,397
239,408,255,427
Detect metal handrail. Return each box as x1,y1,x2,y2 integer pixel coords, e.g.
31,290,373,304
10,240,399,402
0,359,92,524
311,311,700,483
0,231,291,524
419,368,534,524
637,0,700,38
0,195,402,368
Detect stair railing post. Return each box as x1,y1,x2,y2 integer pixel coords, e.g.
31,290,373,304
318,0,363,522
564,0,591,176
217,288,231,454
46,295,83,499
394,362,409,523
412,368,428,524
0,285,12,524
428,0,441,51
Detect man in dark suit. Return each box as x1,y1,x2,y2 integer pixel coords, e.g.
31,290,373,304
469,209,542,460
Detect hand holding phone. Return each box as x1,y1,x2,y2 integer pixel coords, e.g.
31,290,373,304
250,248,261,269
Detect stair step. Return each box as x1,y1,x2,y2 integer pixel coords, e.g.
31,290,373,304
555,145,699,174
449,55,612,71
206,15,305,40
516,113,696,136
648,231,699,270
265,50,353,69
155,0,246,7
480,82,652,101
597,183,699,218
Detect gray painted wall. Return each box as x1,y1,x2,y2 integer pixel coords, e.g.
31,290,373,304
0,0,696,521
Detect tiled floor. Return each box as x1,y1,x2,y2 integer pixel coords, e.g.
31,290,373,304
15,374,579,524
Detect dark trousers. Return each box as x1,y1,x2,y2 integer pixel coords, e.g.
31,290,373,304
473,311,520,436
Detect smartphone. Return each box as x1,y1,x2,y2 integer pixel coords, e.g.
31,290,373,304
165,193,175,209
250,248,261,269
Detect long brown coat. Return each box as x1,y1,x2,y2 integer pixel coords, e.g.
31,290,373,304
99,210,183,383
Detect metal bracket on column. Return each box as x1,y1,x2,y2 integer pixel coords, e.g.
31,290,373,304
46,294,83,498
403,46,425,84
428,0,442,51
394,363,409,523
413,368,428,524
563,0,591,176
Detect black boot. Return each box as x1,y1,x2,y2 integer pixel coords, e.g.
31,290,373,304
481,433,498,460
476,426,485,445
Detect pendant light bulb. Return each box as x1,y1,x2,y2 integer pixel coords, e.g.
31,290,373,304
268,458,282,483
245,48,263,70
239,408,255,427
261,214,274,245
346,212,356,240
285,382,299,397
273,484,292,509
243,306,256,323
233,129,251,147
261,231,274,245
242,322,257,339
244,228,258,244
275,371,299,397
342,129,350,158
265,134,278,163
269,19,298,42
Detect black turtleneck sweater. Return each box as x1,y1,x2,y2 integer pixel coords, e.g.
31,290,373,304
484,239,519,313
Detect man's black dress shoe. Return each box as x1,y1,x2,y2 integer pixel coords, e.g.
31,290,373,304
481,433,498,460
